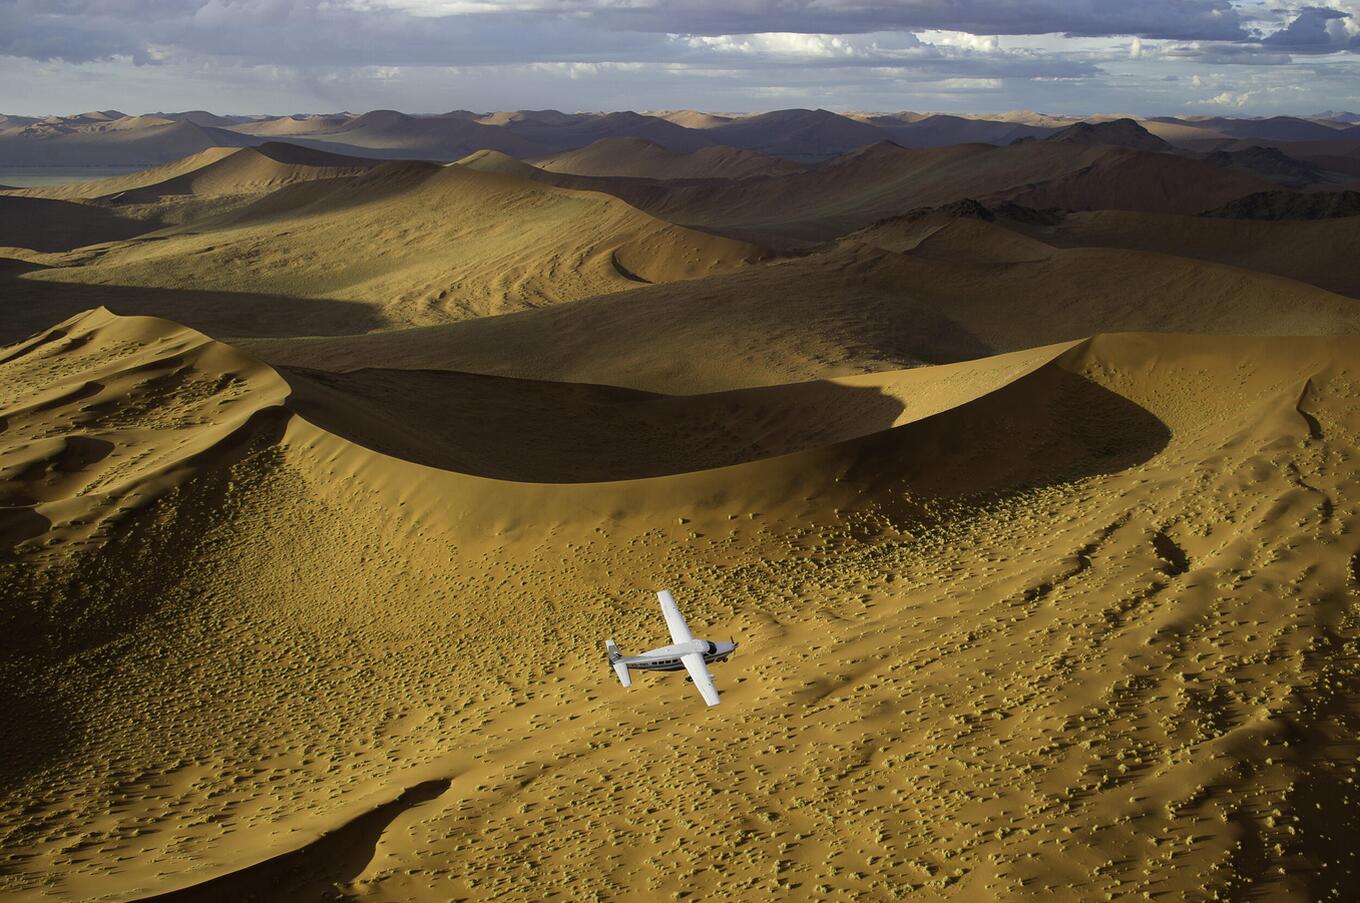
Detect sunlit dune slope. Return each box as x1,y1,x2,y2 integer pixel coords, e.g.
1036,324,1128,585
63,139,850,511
0,144,383,254
229,115,353,137
453,148,546,179
2,147,242,201
91,143,379,204
0,308,287,561
244,220,1360,393
0,141,374,205
19,162,768,327
532,137,803,180
3,310,1359,901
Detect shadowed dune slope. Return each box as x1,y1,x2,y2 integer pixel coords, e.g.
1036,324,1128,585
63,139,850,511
0,196,149,252
542,139,1277,244
244,223,1360,394
0,117,257,166
1047,209,1360,299
3,310,1360,900
19,164,769,327
278,341,1073,482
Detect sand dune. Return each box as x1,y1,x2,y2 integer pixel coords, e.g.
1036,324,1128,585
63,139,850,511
6,109,1357,172
3,147,242,201
649,109,739,129
8,143,379,205
533,137,803,180
702,108,893,158
561,139,1277,245
1042,118,1170,151
15,162,768,331
96,143,378,203
855,113,1053,147
453,148,548,179
279,342,1070,482
0,144,387,260
3,308,1358,900
243,221,1360,393
0,196,149,252
0,309,287,558
229,114,355,137
1046,209,1360,299
233,109,715,162
0,114,256,166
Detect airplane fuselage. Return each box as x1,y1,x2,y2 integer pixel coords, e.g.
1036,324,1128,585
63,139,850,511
618,639,737,672
606,590,735,705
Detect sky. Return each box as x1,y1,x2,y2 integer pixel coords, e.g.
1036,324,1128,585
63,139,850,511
2,1,1358,117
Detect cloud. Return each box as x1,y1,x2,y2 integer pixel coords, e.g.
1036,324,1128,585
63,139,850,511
1260,5,1359,52
0,0,1254,70
375,0,1251,41
1206,90,1252,106
665,31,1100,80
1158,40,1295,65
0,0,1358,117
680,33,866,59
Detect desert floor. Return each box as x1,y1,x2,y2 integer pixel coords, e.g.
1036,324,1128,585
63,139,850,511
2,131,1360,901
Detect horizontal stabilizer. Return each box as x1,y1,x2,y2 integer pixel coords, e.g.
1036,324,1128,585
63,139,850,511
613,660,631,688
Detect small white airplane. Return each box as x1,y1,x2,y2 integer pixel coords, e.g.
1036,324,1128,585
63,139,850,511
606,590,738,707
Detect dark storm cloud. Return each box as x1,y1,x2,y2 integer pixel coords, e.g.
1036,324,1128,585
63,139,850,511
1157,4,1358,64
1260,5,1358,51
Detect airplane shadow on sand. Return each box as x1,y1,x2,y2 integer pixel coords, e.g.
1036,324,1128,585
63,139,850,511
136,777,453,903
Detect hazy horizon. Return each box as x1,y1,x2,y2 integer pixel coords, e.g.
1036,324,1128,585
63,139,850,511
6,105,1357,121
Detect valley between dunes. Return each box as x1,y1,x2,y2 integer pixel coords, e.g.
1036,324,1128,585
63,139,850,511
2,121,1360,902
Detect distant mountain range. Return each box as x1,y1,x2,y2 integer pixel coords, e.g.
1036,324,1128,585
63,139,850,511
3,108,1359,169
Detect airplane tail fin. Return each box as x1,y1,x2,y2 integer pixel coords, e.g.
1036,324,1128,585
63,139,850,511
606,639,631,688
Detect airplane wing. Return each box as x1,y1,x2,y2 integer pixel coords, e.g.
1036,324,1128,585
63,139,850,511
681,652,721,706
657,590,693,643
